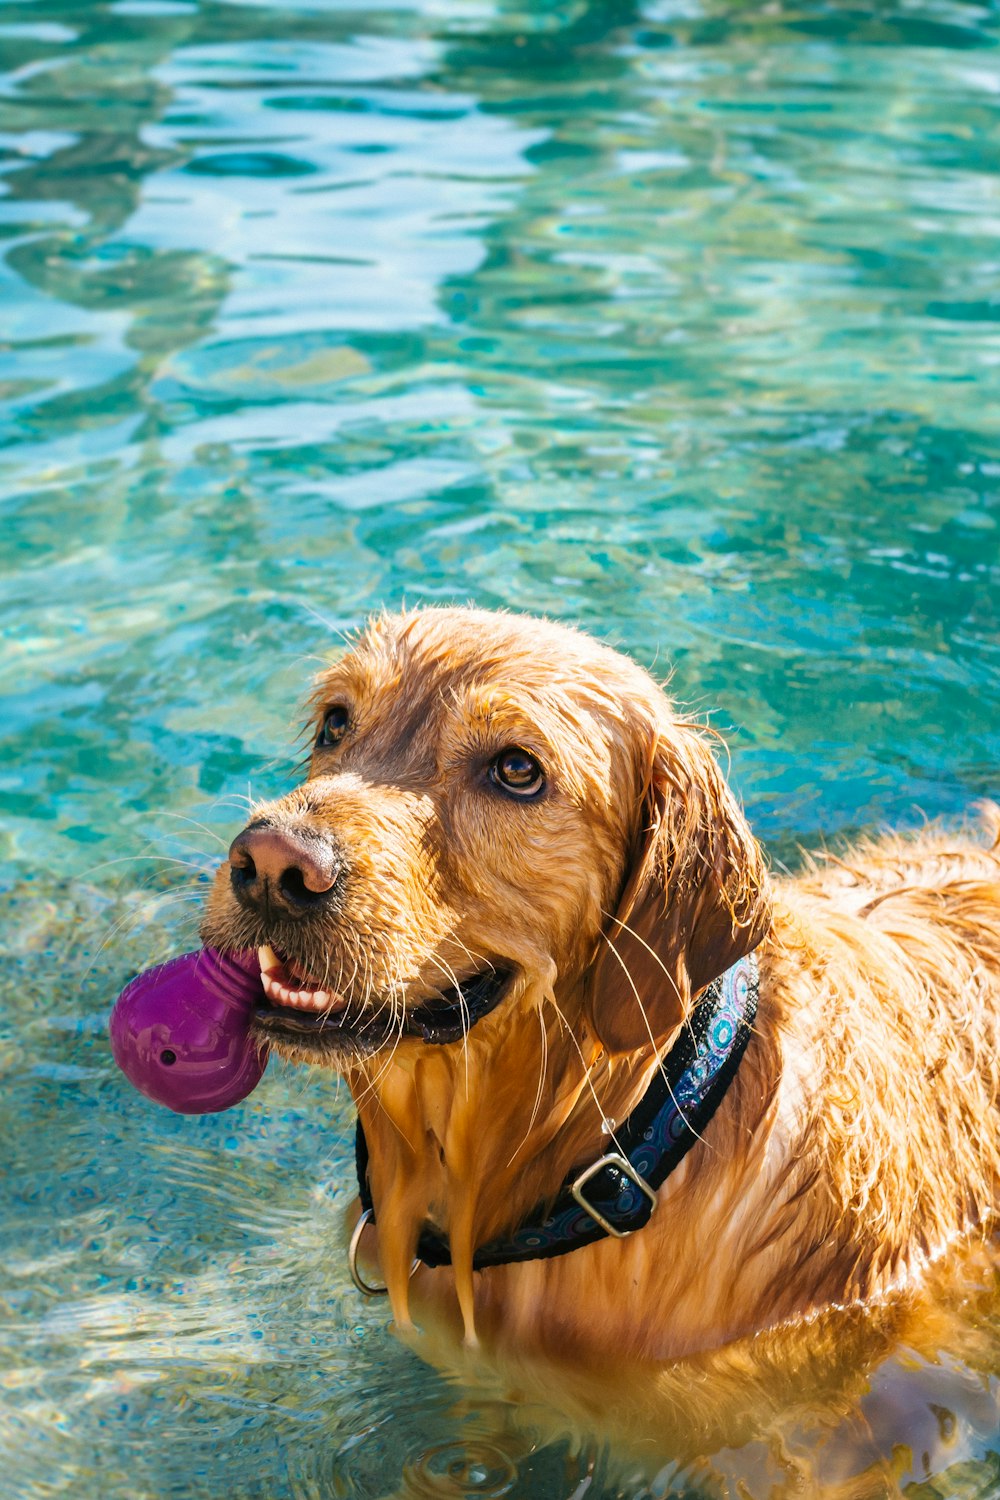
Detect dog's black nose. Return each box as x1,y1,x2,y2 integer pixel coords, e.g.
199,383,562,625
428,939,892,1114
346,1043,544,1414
228,823,342,915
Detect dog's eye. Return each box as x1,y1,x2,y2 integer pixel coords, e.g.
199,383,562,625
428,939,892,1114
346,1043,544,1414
490,747,545,799
318,705,350,747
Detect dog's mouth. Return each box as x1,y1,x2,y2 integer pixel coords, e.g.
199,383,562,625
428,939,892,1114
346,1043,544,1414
251,944,514,1059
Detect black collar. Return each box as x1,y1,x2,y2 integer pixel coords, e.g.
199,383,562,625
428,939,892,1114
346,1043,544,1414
355,951,759,1269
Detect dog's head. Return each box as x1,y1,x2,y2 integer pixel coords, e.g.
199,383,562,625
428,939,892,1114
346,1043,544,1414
201,607,771,1068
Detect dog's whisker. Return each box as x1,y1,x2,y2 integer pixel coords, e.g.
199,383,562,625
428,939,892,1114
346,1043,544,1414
78,851,209,881
504,1000,550,1168
152,811,231,849
76,883,205,973
422,953,474,1092
599,907,683,1006
210,793,257,815
596,927,710,1150
538,986,627,1157
599,906,700,1050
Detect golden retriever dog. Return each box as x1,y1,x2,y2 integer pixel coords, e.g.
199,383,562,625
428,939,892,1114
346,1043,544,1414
201,606,1000,1365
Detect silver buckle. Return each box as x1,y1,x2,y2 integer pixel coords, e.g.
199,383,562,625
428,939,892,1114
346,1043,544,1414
570,1151,657,1239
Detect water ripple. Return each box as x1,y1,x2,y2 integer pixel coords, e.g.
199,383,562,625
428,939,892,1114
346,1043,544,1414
2,0,1000,1495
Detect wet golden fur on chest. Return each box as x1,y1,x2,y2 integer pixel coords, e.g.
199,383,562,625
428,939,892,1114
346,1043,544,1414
200,607,1000,1360
428,836,1000,1362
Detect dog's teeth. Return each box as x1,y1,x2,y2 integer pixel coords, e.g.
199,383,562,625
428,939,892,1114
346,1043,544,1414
260,965,348,1014
258,944,280,975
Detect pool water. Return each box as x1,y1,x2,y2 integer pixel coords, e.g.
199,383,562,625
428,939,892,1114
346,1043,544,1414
1,0,998,1494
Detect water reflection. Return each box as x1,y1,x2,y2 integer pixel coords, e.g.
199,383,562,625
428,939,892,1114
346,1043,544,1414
2,0,997,877
398,1242,1000,1498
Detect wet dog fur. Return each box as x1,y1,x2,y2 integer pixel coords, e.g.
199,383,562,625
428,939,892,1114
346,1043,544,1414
201,607,1000,1362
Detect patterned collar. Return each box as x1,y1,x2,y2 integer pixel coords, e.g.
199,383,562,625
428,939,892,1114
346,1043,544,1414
354,950,759,1270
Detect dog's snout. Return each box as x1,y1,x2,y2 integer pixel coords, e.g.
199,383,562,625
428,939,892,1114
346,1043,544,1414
228,823,342,915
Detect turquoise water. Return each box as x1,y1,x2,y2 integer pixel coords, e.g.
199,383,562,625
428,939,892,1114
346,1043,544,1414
1,0,999,1494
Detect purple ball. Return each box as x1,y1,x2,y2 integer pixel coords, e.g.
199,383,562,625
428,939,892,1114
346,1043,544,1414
109,947,268,1115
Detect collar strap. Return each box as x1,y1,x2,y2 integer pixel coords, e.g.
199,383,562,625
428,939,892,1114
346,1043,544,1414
355,950,759,1270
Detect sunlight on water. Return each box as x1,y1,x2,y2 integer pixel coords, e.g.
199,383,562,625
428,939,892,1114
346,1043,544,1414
1,0,999,1494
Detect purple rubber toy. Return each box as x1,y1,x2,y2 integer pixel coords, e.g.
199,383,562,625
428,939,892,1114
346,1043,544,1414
109,947,268,1114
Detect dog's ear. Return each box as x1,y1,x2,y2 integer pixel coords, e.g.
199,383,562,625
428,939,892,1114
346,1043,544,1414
587,724,771,1055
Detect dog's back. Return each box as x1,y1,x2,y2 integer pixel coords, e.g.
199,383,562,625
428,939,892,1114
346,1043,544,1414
765,810,1000,1318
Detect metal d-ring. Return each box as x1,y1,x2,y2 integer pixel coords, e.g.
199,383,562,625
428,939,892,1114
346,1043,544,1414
347,1208,420,1297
